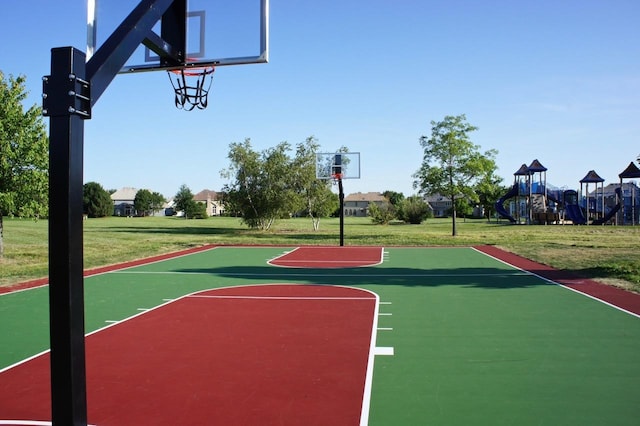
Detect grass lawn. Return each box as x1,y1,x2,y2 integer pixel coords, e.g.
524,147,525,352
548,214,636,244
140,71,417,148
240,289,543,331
1,216,639,292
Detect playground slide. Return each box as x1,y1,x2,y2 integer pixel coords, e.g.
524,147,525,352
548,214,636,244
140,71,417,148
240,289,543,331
495,184,518,223
592,188,622,225
565,204,587,225
591,203,621,225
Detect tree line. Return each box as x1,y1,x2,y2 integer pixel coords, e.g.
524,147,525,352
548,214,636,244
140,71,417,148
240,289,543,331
1,71,505,256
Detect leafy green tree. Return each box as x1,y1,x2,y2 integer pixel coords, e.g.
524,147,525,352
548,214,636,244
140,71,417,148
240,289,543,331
382,190,405,209
150,192,166,214
221,139,295,230
0,72,49,256
174,184,195,218
83,182,113,218
184,199,208,219
398,196,432,224
475,176,506,222
368,201,396,225
134,189,153,216
133,189,165,216
291,137,338,230
413,114,498,236
450,197,474,219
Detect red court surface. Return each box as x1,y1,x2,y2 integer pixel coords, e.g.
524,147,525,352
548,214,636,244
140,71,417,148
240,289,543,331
268,246,384,268
476,245,640,316
0,284,378,425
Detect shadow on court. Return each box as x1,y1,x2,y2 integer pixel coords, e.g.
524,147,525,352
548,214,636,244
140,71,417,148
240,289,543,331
171,265,554,290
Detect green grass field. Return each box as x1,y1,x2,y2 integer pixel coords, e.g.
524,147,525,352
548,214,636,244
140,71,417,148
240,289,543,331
1,216,639,292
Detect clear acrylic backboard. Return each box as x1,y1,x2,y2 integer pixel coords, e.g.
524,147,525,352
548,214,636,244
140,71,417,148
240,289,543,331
316,152,361,180
87,0,269,73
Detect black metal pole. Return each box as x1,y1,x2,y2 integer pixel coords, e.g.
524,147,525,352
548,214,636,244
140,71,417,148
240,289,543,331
41,3,184,425
338,178,344,246
44,47,88,426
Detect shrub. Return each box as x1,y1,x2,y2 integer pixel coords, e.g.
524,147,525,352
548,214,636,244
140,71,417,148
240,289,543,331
398,196,432,224
368,202,396,225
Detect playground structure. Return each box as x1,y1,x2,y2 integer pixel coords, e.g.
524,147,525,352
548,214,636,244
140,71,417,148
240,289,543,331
495,159,640,225
495,159,563,224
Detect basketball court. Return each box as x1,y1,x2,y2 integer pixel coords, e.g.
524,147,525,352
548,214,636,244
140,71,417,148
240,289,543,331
1,246,639,425
32,1,640,424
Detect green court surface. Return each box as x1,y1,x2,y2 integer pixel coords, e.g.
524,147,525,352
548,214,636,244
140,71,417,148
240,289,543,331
1,246,639,425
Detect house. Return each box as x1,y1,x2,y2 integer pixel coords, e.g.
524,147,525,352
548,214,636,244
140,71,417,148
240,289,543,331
110,187,138,216
422,194,451,217
343,192,388,217
162,198,175,216
193,189,225,216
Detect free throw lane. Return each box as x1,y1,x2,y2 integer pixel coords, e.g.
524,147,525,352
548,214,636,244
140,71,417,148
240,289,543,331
0,284,378,425
268,246,384,268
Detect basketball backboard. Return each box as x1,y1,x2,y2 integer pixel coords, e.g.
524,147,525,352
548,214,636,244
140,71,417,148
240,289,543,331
316,153,361,180
87,0,269,73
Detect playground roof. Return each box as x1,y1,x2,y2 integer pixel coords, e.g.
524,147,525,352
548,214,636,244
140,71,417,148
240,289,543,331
528,159,547,172
580,170,605,183
514,164,530,175
619,162,640,179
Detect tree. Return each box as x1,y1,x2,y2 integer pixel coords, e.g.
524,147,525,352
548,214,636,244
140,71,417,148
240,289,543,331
451,197,474,219
382,190,405,208
83,182,113,218
291,137,338,230
184,199,208,219
0,72,49,256
413,114,498,236
475,176,506,222
174,184,194,218
398,196,432,224
134,189,152,216
150,192,166,214
221,139,295,230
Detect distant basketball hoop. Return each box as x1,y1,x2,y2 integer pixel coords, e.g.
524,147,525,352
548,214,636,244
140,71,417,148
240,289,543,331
167,65,215,111
315,152,361,246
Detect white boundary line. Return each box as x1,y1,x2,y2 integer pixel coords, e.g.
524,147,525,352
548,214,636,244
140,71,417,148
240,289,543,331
266,247,301,266
472,247,640,319
0,421,97,426
358,286,381,426
189,294,375,301
0,284,49,296
0,246,221,297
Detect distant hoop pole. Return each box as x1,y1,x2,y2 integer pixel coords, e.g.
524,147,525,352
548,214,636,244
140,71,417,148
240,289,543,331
337,175,344,246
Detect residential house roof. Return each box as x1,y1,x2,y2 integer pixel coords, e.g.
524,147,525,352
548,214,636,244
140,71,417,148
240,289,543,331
193,189,220,201
344,192,387,202
110,187,138,202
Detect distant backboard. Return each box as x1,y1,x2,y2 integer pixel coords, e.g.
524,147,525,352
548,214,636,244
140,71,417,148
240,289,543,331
87,0,269,73
316,153,361,180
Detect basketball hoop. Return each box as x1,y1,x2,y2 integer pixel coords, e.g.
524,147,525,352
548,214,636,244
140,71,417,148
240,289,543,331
167,65,215,111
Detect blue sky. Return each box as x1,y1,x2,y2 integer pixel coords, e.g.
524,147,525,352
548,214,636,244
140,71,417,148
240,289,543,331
3,0,639,198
